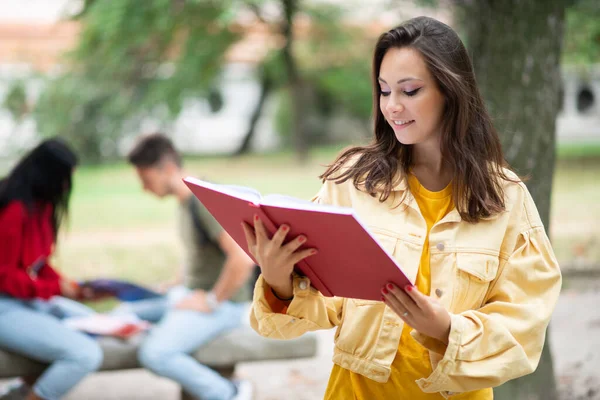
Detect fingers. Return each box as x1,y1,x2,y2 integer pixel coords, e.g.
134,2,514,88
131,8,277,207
271,224,290,248
404,284,431,310
282,233,307,254
382,283,419,315
381,292,409,318
253,215,269,248
241,222,257,256
289,248,318,265
251,216,316,265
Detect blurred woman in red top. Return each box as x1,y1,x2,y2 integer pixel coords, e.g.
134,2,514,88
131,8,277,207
0,138,102,400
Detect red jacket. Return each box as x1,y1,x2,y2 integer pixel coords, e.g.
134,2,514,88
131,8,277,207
0,200,62,299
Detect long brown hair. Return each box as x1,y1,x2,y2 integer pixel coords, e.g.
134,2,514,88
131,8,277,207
321,16,515,223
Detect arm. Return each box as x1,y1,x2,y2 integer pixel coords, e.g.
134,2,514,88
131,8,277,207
250,273,344,339
176,197,255,311
0,202,61,299
210,230,255,302
248,179,348,338
412,225,562,397
37,261,62,281
243,215,344,339
157,263,185,293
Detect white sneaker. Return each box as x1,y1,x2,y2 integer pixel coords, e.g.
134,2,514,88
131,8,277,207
231,379,254,400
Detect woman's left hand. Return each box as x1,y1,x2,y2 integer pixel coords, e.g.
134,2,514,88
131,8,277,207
382,283,451,344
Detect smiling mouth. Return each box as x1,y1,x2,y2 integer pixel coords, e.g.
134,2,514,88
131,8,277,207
391,119,414,129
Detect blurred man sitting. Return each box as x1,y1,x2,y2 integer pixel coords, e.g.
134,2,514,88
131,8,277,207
122,133,255,400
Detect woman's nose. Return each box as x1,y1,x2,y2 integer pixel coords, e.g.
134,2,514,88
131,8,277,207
386,97,404,114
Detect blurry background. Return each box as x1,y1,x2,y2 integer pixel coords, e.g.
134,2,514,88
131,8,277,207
0,0,598,399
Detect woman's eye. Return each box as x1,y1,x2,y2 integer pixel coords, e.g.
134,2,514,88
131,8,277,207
380,91,391,97
404,88,421,97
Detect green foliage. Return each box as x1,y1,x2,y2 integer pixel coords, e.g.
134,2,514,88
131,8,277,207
2,81,28,121
300,3,374,120
34,74,132,162
315,62,373,120
563,0,600,64
34,0,240,161
8,0,377,162
273,85,329,146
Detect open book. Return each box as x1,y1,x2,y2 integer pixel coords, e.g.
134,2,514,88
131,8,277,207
64,314,150,339
183,178,411,301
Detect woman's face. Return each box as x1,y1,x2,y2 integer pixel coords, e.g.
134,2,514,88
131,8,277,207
378,47,446,148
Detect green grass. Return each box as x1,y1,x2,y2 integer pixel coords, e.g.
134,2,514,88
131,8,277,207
556,142,600,160
549,158,600,265
68,152,334,232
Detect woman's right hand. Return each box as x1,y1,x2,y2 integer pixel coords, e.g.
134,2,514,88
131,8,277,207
242,215,317,299
59,278,81,299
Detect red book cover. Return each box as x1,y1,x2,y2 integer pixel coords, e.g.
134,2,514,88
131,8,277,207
183,177,411,301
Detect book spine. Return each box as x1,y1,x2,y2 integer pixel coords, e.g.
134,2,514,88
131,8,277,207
250,203,334,297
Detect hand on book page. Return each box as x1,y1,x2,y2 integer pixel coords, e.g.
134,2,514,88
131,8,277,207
242,217,318,299
184,177,413,301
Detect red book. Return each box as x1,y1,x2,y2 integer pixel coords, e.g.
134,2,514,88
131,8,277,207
183,178,412,301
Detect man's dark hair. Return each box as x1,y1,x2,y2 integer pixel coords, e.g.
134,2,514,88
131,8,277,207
127,133,182,168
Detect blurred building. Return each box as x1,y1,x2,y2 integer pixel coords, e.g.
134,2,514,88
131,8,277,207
559,65,600,143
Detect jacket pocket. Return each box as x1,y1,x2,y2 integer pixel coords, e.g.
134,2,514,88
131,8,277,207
334,297,385,355
453,252,500,311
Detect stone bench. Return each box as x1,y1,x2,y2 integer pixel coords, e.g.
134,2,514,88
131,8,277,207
0,326,317,399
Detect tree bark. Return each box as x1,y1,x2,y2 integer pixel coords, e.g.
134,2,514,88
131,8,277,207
455,1,570,399
281,0,309,161
234,71,272,155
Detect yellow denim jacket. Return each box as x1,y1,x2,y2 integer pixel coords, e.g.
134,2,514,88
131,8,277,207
250,169,562,398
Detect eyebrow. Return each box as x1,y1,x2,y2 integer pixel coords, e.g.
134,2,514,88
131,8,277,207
378,77,422,84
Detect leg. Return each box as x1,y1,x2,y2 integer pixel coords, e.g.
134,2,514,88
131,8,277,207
0,300,103,400
138,302,245,400
29,296,97,319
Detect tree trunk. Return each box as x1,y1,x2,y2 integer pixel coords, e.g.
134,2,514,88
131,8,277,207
281,0,309,161
455,1,570,399
234,71,272,155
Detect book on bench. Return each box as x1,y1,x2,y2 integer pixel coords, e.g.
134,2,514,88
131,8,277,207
64,314,150,338
183,177,411,301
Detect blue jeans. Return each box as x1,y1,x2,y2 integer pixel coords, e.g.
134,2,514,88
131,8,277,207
114,286,246,400
0,296,103,400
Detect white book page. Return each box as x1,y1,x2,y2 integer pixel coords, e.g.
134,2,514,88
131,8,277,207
185,177,354,215
260,193,354,215
63,314,149,335
184,177,262,203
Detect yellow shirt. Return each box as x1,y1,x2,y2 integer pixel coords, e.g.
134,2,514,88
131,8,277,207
324,174,491,399
250,166,562,398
